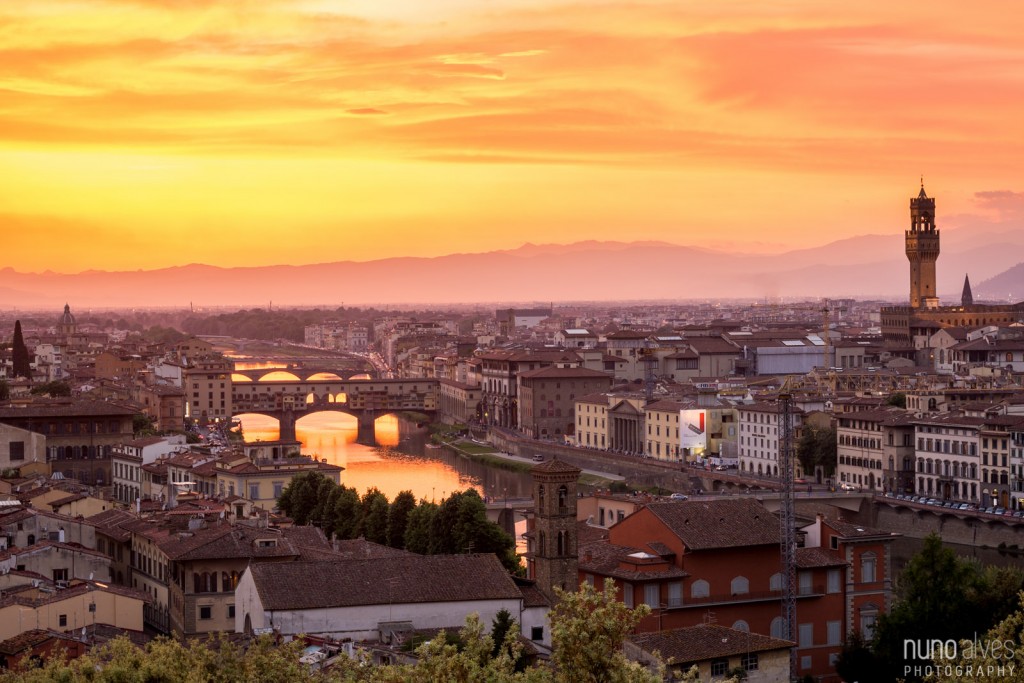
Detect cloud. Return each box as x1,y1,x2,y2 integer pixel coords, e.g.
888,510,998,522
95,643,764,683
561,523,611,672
346,107,388,115
973,191,1024,219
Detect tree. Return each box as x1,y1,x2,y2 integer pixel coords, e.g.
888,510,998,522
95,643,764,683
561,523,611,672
332,485,363,539
277,471,332,525
870,533,1023,681
0,379,8,402
387,490,417,548
796,425,836,478
834,631,879,683
29,380,71,397
404,500,437,554
886,392,907,409
11,320,31,379
931,592,1024,682
549,580,659,683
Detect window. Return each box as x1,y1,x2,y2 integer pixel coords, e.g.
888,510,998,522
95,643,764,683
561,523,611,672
769,573,782,591
248,483,260,500
801,655,812,670
9,441,24,461
798,623,814,648
228,604,236,619
860,604,879,639
798,571,813,595
59,614,67,627
199,605,212,620
730,576,749,595
690,579,709,599
861,552,877,583
531,626,543,641
827,569,842,594
732,620,749,632
53,568,69,583
711,659,729,676
643,584,659,608
622,582,634,608
741,652,758,672
667,581,682,607
827,620,841,646
770,617,786,639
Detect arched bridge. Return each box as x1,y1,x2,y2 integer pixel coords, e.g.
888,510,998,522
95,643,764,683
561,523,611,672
232,377,439,442
231,367,371,382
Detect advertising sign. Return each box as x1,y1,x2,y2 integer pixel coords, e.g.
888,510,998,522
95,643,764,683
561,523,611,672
680,409,708,452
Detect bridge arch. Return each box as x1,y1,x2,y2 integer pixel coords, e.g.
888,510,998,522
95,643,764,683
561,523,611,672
307,372,344,381
258,370,302,382
232,374,253,382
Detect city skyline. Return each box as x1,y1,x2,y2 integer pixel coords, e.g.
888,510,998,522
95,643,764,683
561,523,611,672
2,1,1023,274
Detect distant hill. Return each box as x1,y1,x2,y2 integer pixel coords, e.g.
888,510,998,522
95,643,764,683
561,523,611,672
0,234,1021,308
976,263,1024,303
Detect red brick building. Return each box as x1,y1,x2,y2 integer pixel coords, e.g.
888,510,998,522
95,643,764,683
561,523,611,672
576,499,897,682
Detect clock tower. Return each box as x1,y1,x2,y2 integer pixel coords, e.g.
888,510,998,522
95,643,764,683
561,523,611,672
906,182,940,309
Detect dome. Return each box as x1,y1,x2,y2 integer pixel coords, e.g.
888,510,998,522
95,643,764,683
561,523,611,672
58,303,76,326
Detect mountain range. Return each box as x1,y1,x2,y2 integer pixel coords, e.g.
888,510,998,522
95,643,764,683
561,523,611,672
1,231,1022,309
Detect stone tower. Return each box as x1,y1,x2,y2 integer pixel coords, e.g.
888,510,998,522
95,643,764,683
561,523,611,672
530,458,581,604
906,183,940,309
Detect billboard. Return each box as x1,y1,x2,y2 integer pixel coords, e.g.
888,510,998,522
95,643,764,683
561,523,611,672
680,409,708,452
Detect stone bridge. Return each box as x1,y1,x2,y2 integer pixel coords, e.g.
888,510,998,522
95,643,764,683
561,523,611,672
232,377,439,442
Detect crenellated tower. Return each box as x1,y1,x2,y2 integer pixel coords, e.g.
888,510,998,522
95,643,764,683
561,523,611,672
906,182,940,309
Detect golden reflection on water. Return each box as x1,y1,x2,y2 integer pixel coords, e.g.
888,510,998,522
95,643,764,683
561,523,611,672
235,412,482,502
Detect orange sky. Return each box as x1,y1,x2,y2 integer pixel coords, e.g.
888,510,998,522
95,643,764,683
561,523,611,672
2,1,1022,273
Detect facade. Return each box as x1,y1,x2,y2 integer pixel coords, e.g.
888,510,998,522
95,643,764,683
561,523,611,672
211,454,343,510
183,356,233,423
436,378,482,425
0,399,136,486
528,459,581,605
738,402,804,478
478,350,580,429
579,499,896,682
0,580,148,642
517,367,612,439
574,394,608,449
836,409,915,493
236,553,527,641
0,423,46,472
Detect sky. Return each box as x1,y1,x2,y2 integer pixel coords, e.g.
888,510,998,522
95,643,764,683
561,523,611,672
2,0,1023,273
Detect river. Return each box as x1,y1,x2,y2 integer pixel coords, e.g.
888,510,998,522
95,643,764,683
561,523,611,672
234,412,533,504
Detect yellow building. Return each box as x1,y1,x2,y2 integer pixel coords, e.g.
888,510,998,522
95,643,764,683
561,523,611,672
0,580,148,642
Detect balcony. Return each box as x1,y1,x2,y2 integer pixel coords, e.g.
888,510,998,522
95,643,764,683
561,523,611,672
672,586,825,608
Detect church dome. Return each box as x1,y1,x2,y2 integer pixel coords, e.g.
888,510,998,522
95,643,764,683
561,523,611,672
58,303,76,326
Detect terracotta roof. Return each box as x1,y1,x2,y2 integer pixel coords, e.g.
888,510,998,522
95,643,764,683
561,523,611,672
531,459,582,475
578,541,689,582
157,523,299,561
628,624,793,663
514,578,551,608
685,337,741,354
249,553,522,610
795,546,847,569
575,393,609,405
518,367,613,380
0,398,136,419
644,400,690,412
826,518,898,540
87,509,139,543
645,500,780,550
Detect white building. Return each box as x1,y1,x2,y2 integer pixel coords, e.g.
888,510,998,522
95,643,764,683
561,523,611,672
738,402,804,478
235,553,548,645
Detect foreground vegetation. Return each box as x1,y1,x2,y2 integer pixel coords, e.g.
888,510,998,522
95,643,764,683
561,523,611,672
0,583,689,683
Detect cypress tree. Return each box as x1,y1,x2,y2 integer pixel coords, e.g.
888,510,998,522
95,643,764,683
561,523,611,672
12,320,31,379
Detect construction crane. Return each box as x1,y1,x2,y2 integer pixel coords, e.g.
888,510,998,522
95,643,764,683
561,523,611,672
641,339,658,402
778,393,797,677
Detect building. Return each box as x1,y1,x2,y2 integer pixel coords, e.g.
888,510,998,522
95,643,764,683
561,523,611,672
578,499,897,681
835,409,916,494
0,423,46,472
527,459,581,605
0,398,136,486
436,378,482,425
625,624,793,682
235,553,530,641
881,185,1024,344
738,402,805,478
517,367,613,439
478,350,580,429
0,579,148,643
183,356,233,423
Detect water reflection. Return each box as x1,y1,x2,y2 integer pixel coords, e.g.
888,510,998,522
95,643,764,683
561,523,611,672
235,412,533,503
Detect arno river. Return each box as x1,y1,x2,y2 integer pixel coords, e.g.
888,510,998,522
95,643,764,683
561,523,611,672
235,412,533,504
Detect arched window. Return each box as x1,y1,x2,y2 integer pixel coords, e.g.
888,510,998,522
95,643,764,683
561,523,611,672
558,485,568,510
731,576,749,595
690,579,709,598
770,616,786,639
732,620,750,632
769,573,783,591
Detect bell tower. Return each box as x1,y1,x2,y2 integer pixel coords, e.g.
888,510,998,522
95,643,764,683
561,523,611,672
530,458,581,605
906,182,940,309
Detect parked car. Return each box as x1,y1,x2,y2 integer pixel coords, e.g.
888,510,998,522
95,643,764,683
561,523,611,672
670,493,689,501
840,483,857,491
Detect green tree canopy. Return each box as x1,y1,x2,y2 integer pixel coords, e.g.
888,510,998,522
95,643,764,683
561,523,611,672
796,425,837,477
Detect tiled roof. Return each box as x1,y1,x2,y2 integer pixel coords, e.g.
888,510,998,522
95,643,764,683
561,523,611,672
518,367,612,380
249,553,522,610
87,509,139,543
628,624,793,663
795,546,847,569
645,500,780,550
514,578,551,608
531,459,581,475
685,337,741,354
0,398,136,419
578,541,689,582
827,518,898,540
